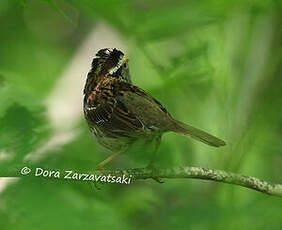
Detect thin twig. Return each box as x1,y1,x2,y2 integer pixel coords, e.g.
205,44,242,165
1,165,282,197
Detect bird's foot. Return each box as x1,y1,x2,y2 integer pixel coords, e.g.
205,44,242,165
145,163,164,184
96,162,105,171
93,181,102,190
94,164,106,190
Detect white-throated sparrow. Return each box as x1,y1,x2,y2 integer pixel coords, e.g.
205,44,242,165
83,48,225,169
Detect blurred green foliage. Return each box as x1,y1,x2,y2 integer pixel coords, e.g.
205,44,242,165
0,0,282,229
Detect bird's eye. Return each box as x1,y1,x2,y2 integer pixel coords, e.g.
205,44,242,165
123,62,128,69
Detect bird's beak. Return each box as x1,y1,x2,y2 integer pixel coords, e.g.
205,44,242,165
123,55,128,63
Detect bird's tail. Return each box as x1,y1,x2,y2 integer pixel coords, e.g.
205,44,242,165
168,120,226,147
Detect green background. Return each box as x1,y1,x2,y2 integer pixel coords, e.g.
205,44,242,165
0,0,282,229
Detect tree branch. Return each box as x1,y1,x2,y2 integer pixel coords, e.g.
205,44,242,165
127,166,282,197
1,165,282,197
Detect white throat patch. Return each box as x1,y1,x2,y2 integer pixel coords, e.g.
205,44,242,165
109,55,125,75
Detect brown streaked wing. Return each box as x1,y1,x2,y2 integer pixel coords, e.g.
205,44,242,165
86,100,145,137
117,81,172,117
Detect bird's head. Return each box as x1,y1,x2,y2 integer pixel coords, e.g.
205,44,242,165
91,48,130,82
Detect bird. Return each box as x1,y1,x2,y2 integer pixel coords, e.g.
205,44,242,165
83,48,225,170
